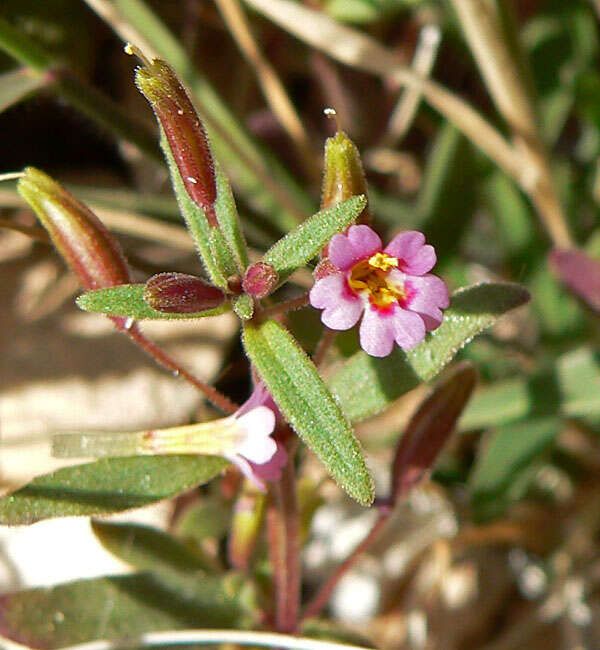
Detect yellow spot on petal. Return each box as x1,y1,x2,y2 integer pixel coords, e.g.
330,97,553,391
348,253,406,310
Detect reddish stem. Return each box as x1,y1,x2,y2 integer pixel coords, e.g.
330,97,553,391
260,294,309,320
302,513,390,620
267,439,301,634
123,323,239,414
312,327,337,367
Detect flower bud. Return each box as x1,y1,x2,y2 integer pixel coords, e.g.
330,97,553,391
242,262,279,298
228,488,265,570
144,272,225,313
17,167,131,290
321,130,370,224
549,248,600,312
390,363,476,504
135,58,217,226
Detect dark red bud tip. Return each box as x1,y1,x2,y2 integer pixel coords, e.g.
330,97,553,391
135,60,217,225
242,262,279,298
17,167,131,290
144,272,225,313
549,248,600,312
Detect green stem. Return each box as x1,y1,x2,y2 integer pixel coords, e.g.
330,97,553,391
0,16,160,162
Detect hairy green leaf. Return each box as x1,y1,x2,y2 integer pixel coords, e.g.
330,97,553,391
76,284,229,320
91,521,214,574
263,195,367,281
243,319,374,505
0,456,227,525
0,572,243,650
214,165,249,270
329,283,530,422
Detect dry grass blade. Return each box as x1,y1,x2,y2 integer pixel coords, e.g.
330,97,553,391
244,0,524,184
450,0,572,247
215,0,316,179
385,24,441,145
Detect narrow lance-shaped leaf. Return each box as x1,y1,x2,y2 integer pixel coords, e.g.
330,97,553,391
263,194,367,284
0,456,227,525
77,283,229,320
0,572,243,650
391,362,477,503
243,319,374,506
91,520,214,574
329,282,530,422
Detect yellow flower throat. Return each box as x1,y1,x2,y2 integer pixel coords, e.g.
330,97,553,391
348,252,405,309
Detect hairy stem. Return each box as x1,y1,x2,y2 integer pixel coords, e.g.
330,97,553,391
124,323,239,414
267,439,301,633
302,513,389,620
312,328,337,367
260,294,309,319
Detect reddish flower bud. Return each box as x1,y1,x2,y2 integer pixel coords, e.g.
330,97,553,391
17,167,131,290
549,248,600,312
144,272,225,313
313,258,337,281
135,58,218,226
390,363,476,504
242,262,279,298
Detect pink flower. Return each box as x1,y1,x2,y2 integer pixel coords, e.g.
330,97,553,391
233,381,288,490
309,226,449,357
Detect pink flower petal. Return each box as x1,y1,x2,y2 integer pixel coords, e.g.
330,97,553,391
328,234,361,271
405,274,449,330
310,273,363,330
359,305,399,357
347,225,382,257
249,442,288,483
385,231,436,275
235,406,277,464
229,454,266,492
392,308,427,350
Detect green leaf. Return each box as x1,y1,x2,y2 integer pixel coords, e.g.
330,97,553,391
0,67,46,114
469,418,559,498
209,226,239,280
76,284,229,319
263,195,367,281
215,165,249,270
0,456,227,525
459,378,532,431
243,319,374,505
0,572,243,650
329,283,530,422
233,293,254,320
91,520,214,573
161,129,226,288
557,347,600,420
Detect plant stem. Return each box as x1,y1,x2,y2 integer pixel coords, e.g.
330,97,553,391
124,323,239,414
260,294,309,319
312,328,337,367
0,16,160,162
302,512,390,620
55,629,371,650
267,439,301,633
